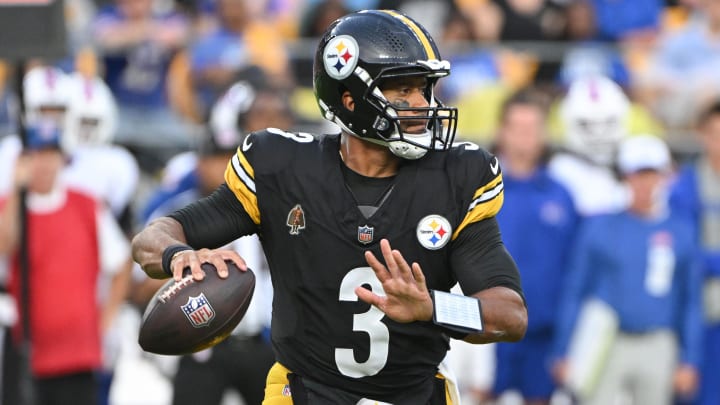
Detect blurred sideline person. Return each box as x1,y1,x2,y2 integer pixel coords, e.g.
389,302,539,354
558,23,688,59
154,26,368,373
140,80,290,405
0,67,71,195
444,337,495,404
2,66,133,404
490,89,579,405
61,71,140,235
0,67,140,231
0,115,130,405
548,75,631,216
552,135,703,405
141,66,283,224
132,10,527,405
670,100,720,405
0,66,72,405
58,71,139,405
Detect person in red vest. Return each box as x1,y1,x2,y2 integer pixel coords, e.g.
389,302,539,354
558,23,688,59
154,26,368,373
0,120,131,405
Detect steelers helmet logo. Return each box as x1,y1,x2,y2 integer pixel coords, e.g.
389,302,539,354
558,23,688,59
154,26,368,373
416,215,452,250
323,35,359,80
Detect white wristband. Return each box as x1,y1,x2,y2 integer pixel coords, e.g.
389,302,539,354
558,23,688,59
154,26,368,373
431,290,483,334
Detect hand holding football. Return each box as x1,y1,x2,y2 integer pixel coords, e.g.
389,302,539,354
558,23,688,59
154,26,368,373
138,261,255,355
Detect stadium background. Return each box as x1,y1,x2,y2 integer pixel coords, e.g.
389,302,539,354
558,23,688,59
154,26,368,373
0,0,717,404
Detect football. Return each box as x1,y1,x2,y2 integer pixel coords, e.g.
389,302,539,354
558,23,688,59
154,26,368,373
138,262,255,355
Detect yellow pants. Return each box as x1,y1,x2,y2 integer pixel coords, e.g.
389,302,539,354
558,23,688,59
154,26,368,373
262,362,455,405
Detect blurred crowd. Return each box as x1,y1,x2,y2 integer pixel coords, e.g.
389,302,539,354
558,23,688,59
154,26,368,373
1,0,720,160
1,0,720,405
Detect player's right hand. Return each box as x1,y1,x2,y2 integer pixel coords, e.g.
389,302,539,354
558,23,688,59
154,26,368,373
170,248,246,282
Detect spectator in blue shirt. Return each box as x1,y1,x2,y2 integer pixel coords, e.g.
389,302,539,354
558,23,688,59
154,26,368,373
669,100,720,405
491,89,579,405
189,0,291,116
558,1,631,90
93,0,195,149
553,135,703,405
645,0,720,128
589,0,663,42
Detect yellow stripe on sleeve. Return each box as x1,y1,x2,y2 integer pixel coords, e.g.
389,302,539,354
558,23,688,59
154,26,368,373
452,174,505,240
224,149,261,224
380,10,436,60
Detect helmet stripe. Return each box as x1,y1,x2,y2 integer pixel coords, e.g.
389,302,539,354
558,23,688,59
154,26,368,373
380,10,436,60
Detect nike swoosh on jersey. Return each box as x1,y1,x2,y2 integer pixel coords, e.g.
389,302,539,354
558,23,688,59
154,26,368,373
242,135,253,152
490,157,499,175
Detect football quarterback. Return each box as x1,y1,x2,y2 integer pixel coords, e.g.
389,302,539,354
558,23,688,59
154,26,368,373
132,10,527,405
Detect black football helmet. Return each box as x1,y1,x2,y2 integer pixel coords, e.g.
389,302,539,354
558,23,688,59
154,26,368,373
313,9,458,159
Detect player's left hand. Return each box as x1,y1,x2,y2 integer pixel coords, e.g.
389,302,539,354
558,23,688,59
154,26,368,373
356,238,433,323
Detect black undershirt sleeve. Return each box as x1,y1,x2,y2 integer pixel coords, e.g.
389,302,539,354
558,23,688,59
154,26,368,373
168,184,259,249
450,217,525,302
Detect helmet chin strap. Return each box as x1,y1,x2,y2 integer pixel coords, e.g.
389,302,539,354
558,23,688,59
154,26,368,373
342,127,430,160
388,141,427,159
388,130,432,159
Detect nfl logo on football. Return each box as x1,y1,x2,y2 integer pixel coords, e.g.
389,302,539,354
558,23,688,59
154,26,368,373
181,293,216,328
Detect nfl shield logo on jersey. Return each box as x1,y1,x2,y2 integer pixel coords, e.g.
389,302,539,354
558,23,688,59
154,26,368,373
357,225,374,244
416,215,452,250
181,293,216,328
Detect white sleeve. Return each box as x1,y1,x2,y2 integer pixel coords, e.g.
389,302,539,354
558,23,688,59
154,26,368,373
107,147,140,216
97,204,130,275
0,135,21,196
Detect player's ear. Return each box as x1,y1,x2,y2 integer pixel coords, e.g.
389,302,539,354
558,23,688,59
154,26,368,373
342,90,354,112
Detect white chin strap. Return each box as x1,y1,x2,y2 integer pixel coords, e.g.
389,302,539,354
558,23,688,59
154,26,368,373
387,130,432,160
388,140,427,159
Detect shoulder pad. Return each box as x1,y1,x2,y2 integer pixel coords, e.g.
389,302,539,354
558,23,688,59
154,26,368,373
447,142,504,237
448,141,499,182
223,128,316,225
238,128,315,174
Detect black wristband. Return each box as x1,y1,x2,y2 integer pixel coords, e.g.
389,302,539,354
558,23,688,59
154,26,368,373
161,244,193,277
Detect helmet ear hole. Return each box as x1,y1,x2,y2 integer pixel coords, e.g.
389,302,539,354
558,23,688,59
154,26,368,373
341,90,355,112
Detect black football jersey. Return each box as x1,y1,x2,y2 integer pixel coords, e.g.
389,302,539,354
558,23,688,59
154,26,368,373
223,129,504,401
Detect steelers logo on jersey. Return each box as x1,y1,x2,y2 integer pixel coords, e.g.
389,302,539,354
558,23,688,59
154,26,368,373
416,214,452,250
323,35,359,80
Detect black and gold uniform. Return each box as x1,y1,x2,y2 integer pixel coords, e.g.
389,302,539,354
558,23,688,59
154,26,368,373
170,129,522,403
167,8,524,405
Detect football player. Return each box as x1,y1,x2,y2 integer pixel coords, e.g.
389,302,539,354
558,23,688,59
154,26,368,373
61,72,140,233
132,10,527,405
140,79,283,405
59,71,140,405
548,75,631,216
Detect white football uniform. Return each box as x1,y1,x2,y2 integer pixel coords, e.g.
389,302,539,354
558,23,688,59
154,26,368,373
548,152,630,217
62,144,140,217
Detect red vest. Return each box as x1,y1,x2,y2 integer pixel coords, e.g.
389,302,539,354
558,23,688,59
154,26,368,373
8,189,102,377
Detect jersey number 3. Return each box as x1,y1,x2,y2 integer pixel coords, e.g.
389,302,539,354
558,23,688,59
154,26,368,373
335,267,389,378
